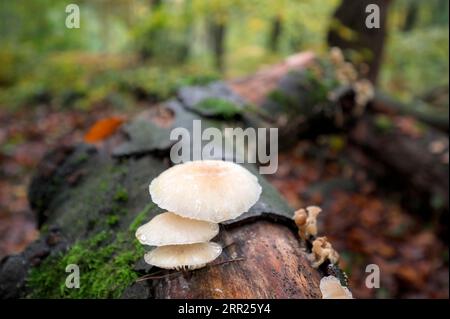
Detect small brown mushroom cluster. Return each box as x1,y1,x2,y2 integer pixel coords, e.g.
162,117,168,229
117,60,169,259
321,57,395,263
309,236,340,269
293,206,340,269
294,206,351,298
136,160,262,270
293,206,322,240
329,47,375,115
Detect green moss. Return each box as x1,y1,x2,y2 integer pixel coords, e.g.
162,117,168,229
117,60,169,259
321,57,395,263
113,186,129,202
374,114,395,133
128,203,155,233
194,98,242,119
26,204,155,299
106,215,119,226
98,180,109,193
328,135,346,152
267,90,295,111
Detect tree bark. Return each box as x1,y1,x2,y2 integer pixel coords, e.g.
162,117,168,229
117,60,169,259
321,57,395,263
152,221,321,298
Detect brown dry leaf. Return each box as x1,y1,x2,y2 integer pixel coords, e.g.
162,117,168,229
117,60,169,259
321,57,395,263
395,265,424,288
84,116,125,143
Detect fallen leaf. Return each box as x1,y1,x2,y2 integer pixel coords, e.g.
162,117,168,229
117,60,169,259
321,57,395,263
84,116,125,143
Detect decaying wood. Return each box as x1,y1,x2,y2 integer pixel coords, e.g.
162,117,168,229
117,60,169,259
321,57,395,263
228,52,315,105
1,71,330,299
152,221,322,299
234,61,449,220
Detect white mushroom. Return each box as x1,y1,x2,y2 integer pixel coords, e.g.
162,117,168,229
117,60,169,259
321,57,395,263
135,212,219,246
144,242,223,270
320,275,353,299
149,160,262,223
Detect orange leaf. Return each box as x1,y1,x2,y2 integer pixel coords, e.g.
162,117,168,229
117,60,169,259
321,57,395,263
84,116,125,143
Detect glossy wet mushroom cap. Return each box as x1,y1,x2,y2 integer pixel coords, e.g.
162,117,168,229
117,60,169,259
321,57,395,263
149,160,262,223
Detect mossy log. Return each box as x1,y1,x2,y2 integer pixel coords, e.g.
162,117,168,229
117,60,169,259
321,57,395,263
248,67,449,219
0,83,330,299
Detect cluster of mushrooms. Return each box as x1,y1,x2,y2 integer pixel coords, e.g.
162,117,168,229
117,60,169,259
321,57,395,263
294,206,353,299
134,159,351,298
135,160,262,271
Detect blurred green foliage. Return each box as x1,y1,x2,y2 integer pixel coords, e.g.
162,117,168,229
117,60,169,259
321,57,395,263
0,0,447,112
381,27,449,101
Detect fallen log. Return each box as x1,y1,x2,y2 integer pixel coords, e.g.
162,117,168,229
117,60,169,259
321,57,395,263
0,83,335,299
148,220,322,299
349,113,449,219
371,92,449,133
242,63,449,220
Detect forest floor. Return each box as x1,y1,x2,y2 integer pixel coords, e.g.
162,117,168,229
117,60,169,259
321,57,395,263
0,77,448,299
0,104,124,259
268,143,448,298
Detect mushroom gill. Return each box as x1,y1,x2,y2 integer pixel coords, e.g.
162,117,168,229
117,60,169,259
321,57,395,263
144,242,223,270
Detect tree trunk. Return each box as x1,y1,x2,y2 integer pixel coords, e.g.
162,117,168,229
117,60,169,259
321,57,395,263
327,0,391,83
268,15,283,52
208,19,227,72
403,1,418,31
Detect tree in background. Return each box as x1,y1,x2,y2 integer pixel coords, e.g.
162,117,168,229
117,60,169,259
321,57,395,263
207,17,227,72
327,0,391,84
267,14,283,52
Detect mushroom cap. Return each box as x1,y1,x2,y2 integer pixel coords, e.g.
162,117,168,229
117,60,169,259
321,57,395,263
135,212,219,246
320,276,353,299
306,205,322,217
149,160,262,223
144,242,222,270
